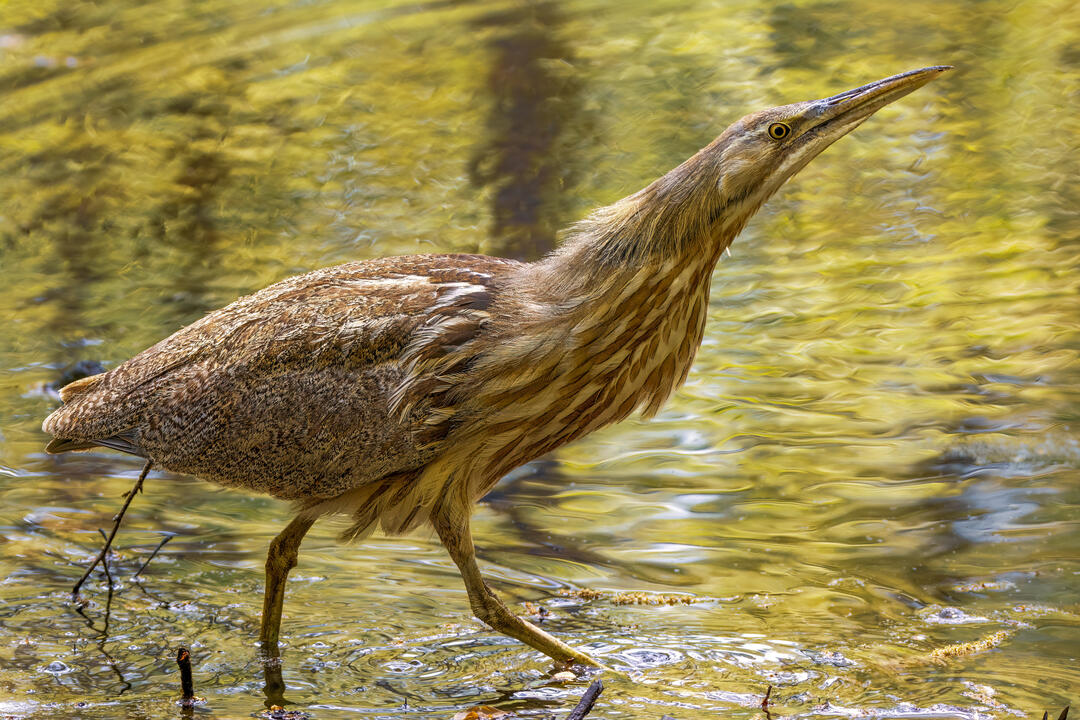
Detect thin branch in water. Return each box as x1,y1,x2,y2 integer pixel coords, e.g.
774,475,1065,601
566,679,603,720
72,535,131,695
177,647,196,707
72,460,152,597
133,534,173,579
96,528,114,588
761,684,773,720
96,528,116,637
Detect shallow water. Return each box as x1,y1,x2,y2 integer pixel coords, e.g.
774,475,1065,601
1,0,1078,718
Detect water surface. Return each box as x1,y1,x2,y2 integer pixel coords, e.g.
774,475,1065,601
1,0,1078,718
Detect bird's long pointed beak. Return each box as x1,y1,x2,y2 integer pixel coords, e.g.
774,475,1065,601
813,65,953,132
627,65,953,250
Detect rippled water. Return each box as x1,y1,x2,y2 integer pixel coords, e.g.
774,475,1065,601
1,0,1078,718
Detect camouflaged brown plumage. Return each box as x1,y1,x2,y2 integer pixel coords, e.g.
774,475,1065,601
43,67,949,669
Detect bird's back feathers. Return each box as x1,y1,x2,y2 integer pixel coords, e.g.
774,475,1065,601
43,253,523,509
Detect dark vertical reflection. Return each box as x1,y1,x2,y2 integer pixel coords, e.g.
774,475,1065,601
150,142,230,323
22,131,123,368
468,2,587,261
46,186,108,360
465,0,588,554
144,75,241,325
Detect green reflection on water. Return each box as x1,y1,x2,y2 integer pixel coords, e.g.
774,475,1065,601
1,0,1078,718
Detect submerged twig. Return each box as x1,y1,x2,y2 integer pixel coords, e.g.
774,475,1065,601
566,679,603,720
133,534,173,579
177,647,196,706
72,538,131,695
72,460,152,596
96,528,114,588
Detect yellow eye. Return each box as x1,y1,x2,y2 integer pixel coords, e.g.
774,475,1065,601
768,122,791,140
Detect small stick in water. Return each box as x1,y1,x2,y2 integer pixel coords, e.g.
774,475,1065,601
72,460,152,596
566,679,603,720
95,528,114,588
761,685,772,710
133,534,173,579
177,647,196,706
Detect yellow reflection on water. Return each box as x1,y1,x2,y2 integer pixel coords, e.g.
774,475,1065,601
1,0,1078,718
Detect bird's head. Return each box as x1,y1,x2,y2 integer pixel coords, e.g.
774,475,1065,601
561,66,951,268
707,65,951,238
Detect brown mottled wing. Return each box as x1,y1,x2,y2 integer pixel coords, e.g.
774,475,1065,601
42,254,520,500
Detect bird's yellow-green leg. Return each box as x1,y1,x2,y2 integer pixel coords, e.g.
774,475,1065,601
433,512,606,669
260,514,316,657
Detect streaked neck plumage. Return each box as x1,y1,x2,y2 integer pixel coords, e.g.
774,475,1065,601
534,132,753,296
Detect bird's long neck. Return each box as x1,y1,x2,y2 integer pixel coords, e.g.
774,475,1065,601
533,138,743,295
505,145,750,425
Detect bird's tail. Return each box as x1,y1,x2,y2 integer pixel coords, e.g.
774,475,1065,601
57,373,103,403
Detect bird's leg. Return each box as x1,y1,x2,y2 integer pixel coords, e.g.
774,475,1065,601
433,512,605,669
259,514,316,658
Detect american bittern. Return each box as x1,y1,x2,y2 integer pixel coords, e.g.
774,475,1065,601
43,66,949,669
